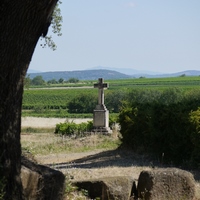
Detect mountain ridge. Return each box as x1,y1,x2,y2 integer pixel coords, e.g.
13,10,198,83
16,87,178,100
28,69,130,81
27,69,200,81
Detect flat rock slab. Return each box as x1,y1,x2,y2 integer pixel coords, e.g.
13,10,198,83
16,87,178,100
137,168,196,200
73,176,137,200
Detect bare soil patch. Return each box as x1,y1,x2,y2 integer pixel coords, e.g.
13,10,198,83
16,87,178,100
21,117,92,128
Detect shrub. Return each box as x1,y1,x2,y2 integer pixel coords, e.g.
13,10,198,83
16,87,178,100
54,120,93,136
118,88,200,167
67,94,97,113
189,108,200,166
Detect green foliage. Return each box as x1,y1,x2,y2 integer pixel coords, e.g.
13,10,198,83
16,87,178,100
118,88,200,167
58,78,64,84
51,1,62,36
105,90,127,113
127,89,161,106
189,108,200,166
40,1,63,50
67,93,97,113
67,78,79,83
109,114,118,129
55,120,93,136
118,106,151,152
47,79,58,84
180,74,186,77
31,76,46,86
149,103,193,163
158,87,184,105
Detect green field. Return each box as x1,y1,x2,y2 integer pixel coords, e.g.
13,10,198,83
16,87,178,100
22,76,200,117
27,76,200,89
107,76,200,90
23,88,95,109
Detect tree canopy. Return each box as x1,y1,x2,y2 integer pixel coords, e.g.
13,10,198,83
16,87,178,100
40,1,63,50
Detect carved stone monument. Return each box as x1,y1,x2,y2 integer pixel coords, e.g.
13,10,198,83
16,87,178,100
93,78,112,133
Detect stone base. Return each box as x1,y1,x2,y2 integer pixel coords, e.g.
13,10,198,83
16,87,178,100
93,107,109,127
92,126,112,134
93,107,112,134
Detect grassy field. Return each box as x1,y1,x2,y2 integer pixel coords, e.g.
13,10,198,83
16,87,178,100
23,88,96,109
106,76,200,92
22,76,200,118
28,76,200,89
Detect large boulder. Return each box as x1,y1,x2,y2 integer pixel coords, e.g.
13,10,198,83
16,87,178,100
21,156,65,200
137,168,196,200
73,176,137,200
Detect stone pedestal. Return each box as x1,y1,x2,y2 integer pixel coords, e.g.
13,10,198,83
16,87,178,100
93,105,112,134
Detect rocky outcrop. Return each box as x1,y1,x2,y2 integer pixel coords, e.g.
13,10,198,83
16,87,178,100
137,168,196,200
21,156,65,200
73,168,196,200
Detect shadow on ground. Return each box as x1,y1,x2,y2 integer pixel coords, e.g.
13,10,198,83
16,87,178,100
48,148,159,170
47,148,200,182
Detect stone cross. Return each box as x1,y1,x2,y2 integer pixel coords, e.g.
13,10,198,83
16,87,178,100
94,78,108,105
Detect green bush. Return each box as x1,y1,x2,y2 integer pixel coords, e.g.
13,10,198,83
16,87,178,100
105,90,127,113
118,88,200,167
149,103,193,164
67,94,97,113
189,108,200,166
54,120,93,136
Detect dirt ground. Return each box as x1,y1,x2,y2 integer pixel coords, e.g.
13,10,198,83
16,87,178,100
21,117,92,128
36,148,154,182
21,117,200,199
21,117,154,181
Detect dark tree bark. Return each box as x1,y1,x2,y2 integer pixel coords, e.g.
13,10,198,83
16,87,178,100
0,0,58,199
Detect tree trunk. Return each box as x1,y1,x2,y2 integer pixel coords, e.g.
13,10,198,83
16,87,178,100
0,0,58,199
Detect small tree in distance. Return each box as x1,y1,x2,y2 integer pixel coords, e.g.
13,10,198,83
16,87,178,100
47,78,58,84
68,77,79,83
58,78,64,83
31,75,46,85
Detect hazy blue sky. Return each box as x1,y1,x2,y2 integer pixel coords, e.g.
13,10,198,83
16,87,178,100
29,0,200,73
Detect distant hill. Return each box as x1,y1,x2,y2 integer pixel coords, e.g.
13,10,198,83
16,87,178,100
27,69,131,81
27,69,200,81
135,70,200,78
90,66,161,75
162,70,200,77
90,67,200,78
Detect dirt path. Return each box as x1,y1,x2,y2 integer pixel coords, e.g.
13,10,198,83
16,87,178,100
21,117,92,128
